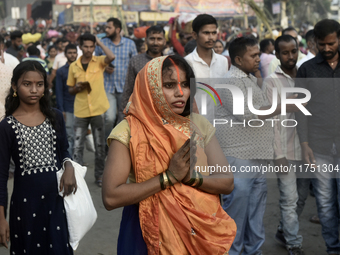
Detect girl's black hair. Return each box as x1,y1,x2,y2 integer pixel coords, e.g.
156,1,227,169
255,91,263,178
162,55,196,117
5,61,57,130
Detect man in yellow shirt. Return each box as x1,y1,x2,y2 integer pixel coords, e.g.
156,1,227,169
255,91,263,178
67,33,115,187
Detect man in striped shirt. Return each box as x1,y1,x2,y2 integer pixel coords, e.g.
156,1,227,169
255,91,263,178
263,35,309,255
95,17,137,141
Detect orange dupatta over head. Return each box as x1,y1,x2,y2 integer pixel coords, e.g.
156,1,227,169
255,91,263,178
124,56,236,255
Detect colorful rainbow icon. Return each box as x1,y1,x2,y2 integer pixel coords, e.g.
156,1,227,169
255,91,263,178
196,82,223,106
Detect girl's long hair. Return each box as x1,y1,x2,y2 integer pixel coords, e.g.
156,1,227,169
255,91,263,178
5,60,57,129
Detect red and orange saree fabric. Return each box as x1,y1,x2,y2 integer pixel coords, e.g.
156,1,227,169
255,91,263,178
124,56,236,254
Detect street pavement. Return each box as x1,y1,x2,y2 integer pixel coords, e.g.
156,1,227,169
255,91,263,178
1,150,327,255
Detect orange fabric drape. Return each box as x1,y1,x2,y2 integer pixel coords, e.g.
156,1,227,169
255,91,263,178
125,56,236,254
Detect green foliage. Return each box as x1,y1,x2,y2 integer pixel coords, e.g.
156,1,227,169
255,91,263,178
246,0,272,35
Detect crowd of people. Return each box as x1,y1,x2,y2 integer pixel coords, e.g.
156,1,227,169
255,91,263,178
0,12,339,255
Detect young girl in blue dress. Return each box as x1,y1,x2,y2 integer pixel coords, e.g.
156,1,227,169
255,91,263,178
0,60,77,254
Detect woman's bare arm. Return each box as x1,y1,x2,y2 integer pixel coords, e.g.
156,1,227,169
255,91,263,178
102,136,225,210
102,141,163,210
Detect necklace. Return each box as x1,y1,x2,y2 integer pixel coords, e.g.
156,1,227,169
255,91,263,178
329,58,339,66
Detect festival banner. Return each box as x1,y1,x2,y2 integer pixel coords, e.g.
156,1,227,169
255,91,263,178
124,0,263,15
72,5,137,23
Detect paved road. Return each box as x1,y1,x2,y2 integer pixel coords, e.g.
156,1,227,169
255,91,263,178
1,150,327,255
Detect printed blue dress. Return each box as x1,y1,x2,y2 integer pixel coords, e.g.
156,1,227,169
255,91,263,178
0,110,73,255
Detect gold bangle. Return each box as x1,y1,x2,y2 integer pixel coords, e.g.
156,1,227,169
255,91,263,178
160,173,165,190
192,171,200,187
196,172,204,188
163,172,169,189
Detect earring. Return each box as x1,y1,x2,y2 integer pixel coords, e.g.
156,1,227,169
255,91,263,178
13,91,17,97
42,93,44,97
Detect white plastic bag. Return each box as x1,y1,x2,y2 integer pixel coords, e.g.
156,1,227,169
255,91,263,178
56,160,97,250
85,133,96,152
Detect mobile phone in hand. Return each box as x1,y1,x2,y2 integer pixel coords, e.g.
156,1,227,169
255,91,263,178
81,81,91,93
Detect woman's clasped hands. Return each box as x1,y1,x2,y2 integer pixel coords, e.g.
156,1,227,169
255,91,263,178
167,131,197,184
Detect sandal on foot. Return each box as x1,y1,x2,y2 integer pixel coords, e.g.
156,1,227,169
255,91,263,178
309,215,320,224
96,178,102,187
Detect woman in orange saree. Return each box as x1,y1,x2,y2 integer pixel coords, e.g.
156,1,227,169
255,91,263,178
102,55,236,254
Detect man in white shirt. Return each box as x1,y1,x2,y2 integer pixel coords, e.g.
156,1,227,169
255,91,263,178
49,39,70,85
3,52,19,70
0,35,19,70
296,29,317,68
185,14,228,123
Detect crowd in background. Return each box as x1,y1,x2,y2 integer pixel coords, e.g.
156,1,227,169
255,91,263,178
0,12,339,255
